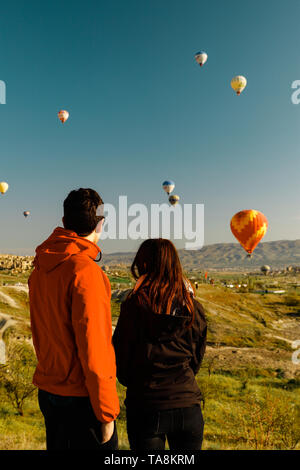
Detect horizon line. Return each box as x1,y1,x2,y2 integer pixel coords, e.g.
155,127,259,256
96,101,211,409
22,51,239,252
1,238,300,258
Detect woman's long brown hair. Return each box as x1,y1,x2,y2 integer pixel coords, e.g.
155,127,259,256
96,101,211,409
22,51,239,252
130,238,195,326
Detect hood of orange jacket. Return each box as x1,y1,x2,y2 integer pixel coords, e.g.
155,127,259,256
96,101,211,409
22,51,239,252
34,227,101,273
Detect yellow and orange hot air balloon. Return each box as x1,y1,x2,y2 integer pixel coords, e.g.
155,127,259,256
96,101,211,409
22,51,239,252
230,210,268,257
58,110,69,124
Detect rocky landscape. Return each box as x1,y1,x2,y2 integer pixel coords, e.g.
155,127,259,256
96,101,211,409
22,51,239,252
0,266,299,450
0,255,33,275
102,239,300,270
3,239,300,273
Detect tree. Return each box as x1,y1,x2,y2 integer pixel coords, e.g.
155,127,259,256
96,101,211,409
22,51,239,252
0,340,36,416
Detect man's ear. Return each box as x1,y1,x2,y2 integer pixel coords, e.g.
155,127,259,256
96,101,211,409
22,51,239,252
95,219,105,234
62,216,65,227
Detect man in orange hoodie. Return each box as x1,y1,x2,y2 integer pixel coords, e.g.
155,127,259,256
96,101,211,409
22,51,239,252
29,188,120,450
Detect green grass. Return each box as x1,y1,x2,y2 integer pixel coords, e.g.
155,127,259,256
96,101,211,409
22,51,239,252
111,299,122,324
1,370,299,450
0,271,31,285
0,389,45,450
108,276,131,284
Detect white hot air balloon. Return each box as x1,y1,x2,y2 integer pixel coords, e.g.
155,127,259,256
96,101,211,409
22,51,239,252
195,51,208,67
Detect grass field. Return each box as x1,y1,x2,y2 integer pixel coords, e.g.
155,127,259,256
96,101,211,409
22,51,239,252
0,269,299,450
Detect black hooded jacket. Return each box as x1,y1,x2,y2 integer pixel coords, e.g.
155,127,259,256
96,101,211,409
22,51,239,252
112,292,207,410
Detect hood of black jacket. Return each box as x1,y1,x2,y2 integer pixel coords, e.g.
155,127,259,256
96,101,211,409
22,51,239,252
127,295,193,342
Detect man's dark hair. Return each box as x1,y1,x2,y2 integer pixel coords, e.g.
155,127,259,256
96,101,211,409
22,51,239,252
63,188,103,237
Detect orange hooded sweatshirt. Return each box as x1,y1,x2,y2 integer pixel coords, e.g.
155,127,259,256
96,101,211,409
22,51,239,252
28,227,120,423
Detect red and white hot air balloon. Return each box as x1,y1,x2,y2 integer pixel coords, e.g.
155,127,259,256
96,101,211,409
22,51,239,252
195,51,208,67
58,110,69,124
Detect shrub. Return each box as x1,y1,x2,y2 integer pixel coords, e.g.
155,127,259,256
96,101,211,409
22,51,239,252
222,390,300,449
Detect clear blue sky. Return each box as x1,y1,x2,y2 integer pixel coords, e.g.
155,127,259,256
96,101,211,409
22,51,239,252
1,0,300,255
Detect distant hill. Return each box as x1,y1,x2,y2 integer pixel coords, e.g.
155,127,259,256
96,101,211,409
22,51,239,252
102,240,300,270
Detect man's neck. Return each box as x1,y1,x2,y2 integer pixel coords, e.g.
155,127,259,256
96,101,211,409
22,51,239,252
82,232,97,245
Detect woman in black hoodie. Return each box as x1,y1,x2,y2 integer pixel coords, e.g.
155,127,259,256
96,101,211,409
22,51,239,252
112,238,207,451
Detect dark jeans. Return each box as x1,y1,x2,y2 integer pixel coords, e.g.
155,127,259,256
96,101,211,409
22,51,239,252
38,389,118,450
126,404,204,451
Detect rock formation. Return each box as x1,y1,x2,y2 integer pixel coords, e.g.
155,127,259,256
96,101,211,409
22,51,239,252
0,255,34,274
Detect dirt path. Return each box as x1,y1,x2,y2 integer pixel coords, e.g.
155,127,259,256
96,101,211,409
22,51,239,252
0,288,20,309
4,285,29,294
0,313,17,364
265,333,296,346
0,313,17,334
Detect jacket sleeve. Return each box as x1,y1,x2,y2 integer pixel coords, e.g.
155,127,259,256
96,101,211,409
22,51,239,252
112,297,136,387
71,264,119,423
190,301,207,376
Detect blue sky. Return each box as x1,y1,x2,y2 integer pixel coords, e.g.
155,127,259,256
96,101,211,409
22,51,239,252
1,0,300,255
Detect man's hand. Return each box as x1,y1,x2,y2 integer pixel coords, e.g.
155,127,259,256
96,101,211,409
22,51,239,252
100,421,114,444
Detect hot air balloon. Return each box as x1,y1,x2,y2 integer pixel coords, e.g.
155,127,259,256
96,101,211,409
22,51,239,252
58,110,69,124
23,211,30,218
195,51,208,67
230,210,268,257
162,180,175,195
169,195,180,206
0,182,9,194
231,76,247,95
261,265,271,275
